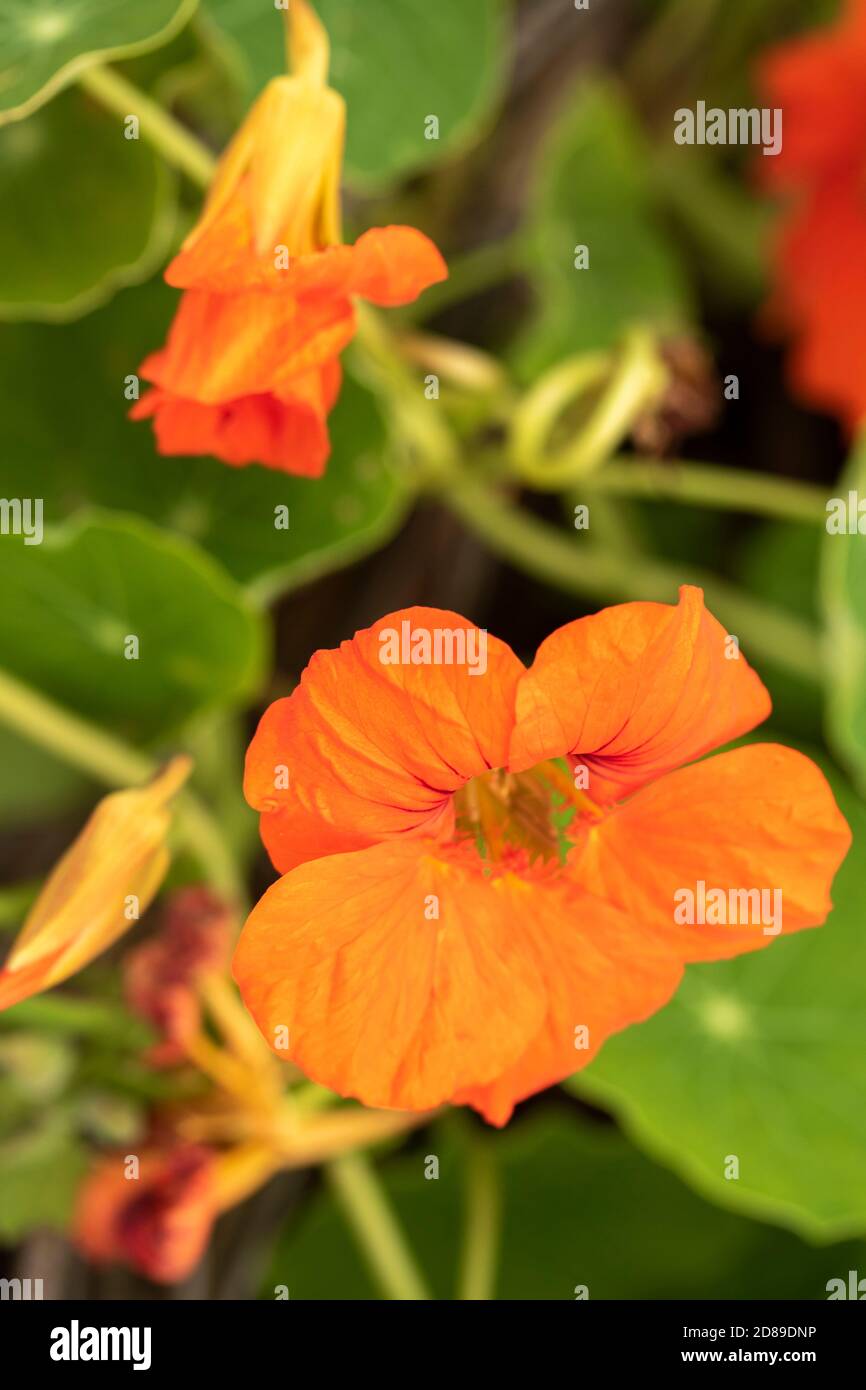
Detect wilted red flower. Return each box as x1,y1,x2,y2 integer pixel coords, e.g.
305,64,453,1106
758,0,866,428
74,1146,216,1285
124,886,232,1065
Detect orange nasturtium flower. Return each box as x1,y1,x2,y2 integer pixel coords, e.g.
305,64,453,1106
758,0,866,429
131,0,447,476
0,758,191,1012
234,590,850,1125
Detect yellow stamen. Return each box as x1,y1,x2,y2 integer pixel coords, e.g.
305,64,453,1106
535,758,605,819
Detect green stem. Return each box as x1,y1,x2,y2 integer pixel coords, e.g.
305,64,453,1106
0,667,242,902
327,1152,431,1301
440,476,821,682
354,303,460,485
510,331,668,489
457,1139,501,1301
78,64,217,190
588,458,827,524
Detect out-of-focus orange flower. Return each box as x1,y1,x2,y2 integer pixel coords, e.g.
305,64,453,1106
131,0,447,476
233,590,851,1125
74,1145,216,1284
0,758,191,1012
124,886,233,1066
758,0,866,429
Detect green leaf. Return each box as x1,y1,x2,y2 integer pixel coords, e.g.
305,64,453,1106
514,81,692,377
0,512,267,741
201,0,508,187
0,281,407,598
568,758,866,1242
0,87,175,321
0,1117,88,1239
0,0,198,124
822,438,866,792
262,1113,866,1299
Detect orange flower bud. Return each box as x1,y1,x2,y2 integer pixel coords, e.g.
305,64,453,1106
0,757,191,1011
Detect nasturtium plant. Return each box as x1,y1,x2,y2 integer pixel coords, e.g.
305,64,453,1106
0,0,197,123
201,0,509,186
0,88,175,320
569,757,866,1242
0,0,861,1307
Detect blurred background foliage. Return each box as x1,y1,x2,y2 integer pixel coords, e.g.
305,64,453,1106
1,0,865,1298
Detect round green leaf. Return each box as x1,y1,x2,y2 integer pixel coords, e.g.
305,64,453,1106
0,280,408,597
0,0,198,124
0,511,267,741
202,0,509,187
568,757,866,1242
0,87,175,321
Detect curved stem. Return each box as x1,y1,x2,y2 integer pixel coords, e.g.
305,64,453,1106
510,352,612,483
327,1151,431,1300
590,457,827,524
0,667,242,901
511,331,668,489
457,1138,501,1300
78,64,217,190
439,475,821,682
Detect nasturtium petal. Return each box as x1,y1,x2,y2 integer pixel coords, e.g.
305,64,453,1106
577,743,851,960
453,885,682,1126
244,607,524,870
233,840,549,1112
509,585,770,800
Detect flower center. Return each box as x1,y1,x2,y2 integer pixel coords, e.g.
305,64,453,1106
453,759,602,865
